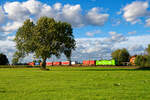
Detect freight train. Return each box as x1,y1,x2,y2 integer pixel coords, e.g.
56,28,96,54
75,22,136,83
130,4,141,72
28,59,116,66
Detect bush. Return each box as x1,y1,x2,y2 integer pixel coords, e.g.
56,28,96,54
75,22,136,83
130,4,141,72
135,55,150,67
111,48,130,66
0,53,9,65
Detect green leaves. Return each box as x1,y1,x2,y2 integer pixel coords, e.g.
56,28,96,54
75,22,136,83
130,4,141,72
12,16,76,68
0,53,9,65
111,48,130,65
146,44,150,56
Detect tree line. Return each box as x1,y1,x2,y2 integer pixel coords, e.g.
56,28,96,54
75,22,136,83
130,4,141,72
111,44,150,66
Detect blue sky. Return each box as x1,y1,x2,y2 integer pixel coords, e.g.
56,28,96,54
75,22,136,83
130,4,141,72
0,0,150,62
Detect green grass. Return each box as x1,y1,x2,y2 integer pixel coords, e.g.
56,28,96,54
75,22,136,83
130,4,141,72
0,67,150,100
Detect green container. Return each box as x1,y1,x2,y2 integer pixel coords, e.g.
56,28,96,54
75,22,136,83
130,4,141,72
96,60,116,66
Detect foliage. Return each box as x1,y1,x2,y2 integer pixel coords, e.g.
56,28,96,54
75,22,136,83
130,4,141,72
12,51,25,64
37,60,42,63
135,55,145,66
135,44,150,67
111,48,130,65
146,44,150,56
135,55,150,67
12,17,76,69
0,53,9,65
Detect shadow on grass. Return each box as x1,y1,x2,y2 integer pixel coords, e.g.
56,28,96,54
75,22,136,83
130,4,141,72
136,67,150,70
83,67,150,71
53,67,150,71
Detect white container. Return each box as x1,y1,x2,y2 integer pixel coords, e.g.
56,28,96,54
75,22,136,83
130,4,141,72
71,61,77,65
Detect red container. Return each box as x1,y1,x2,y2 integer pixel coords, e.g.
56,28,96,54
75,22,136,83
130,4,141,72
53,62,61,66
83,60,95,66
28,62,34,66
46,62,53,66
83,60,90,65
89,60,96,66
61,61,70,65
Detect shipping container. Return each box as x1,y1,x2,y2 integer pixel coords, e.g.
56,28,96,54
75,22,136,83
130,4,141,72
89,60,96,66
28,62,34,66
35,62,40,66
96,60,116,66
53,62,61,66
83,60,90,65
61,61,70,65
83,60,95,66
46,62,53,66
71,61,77,65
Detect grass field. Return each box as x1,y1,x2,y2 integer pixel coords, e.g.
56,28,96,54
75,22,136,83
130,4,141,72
0,67,150,100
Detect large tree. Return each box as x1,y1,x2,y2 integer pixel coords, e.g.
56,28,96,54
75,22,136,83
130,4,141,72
146,44,150,55
111,48,130,65
13,17,76,69
0,53,9,65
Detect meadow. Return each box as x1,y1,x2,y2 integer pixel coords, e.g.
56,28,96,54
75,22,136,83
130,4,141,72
0,67,150,100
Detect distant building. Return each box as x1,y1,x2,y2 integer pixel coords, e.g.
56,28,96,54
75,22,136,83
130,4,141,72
130,55,137,65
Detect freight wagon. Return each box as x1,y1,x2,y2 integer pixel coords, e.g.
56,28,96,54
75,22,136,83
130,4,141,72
46,62,53,66
96,60,116,66
83,60,96,66
28,62,35,66
28,60,116,66
82,59,116,66
53,62,61,66
61,61,70,65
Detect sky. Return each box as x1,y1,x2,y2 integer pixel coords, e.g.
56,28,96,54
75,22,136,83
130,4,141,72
0,0,150,63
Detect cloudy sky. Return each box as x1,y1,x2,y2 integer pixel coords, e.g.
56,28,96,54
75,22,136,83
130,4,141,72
0,0,150,63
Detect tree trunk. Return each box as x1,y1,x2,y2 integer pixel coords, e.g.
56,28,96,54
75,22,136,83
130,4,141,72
68,58,71,66
41,58,47,70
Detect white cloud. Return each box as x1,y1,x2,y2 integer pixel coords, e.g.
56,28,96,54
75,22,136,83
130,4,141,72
86,30,101,37
0,33,7,40
0,7,6,24
0,39,16,63
123,1,150,24
4,1,30,21
53,3,62,11
22,0,42,15
108,31,116,35
107,31,127,43
111,19,121,26
117,10,122,15
86,7,109,26
2,21,23,33
7,36,15,41
0,0,109,34
145,18,150,26
128,30,136,35
62,4,84,27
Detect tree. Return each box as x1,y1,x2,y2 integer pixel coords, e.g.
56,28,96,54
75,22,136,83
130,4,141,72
0,53,9,65
146,44,150,56
12,51,25,64
135,55,148,67
111,48,130,65
12,17,76,69
134,55,144,66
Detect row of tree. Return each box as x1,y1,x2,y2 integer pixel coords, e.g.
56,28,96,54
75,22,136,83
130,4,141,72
111,44,150,66
134,44,150,67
